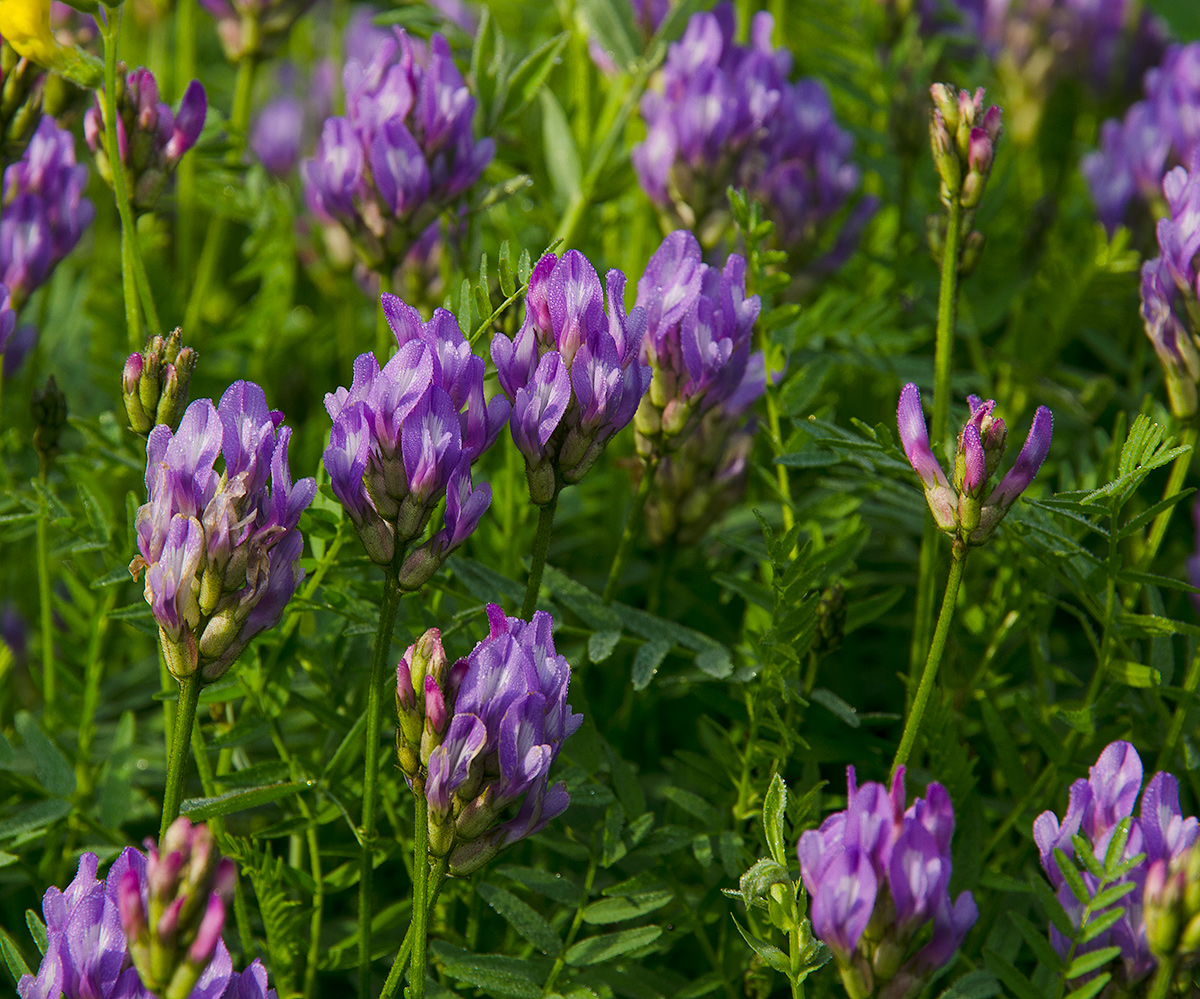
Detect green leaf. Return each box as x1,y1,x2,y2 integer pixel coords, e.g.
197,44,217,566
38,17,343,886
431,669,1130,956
540,89,581,202
1090,880,1137,909
982,948,1043,999
181,782,303,819
1054,848,1090,905
0,799,72,841
1079,907,1124,944
431,944,542,997
632,639,671,690
1007,911,1062,972
498,241,516,297
732,919,789,974
1066,945,1122,979
936,971,1001,999
24,910,47,956
1065,973,1112,999
322,708,368,780
763,773,787,866
15,712,75,797
582,890,672,924
500,32,569,122
564,925,662,966
478,883,561,955
1032,874,1075,937
495,864,582,905
576,0,639,71
588,629,622,663
1107,660,1161,687
0,926,31,987
809,688,860,728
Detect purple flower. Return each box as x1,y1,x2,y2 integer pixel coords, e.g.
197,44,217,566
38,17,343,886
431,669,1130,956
17,847,276,999
1033,741,1199,985
302,28,493,274
632,2,868,258
929,84,1003,211
131,382,315,683
1,116,94,311
410,605,582,873
199,0,318,62
798,766,976,997
491,249,651,505
323,295,506,581
897,383,1052,546
84,69,206,213
251,95,304,176
1084,43,1200,235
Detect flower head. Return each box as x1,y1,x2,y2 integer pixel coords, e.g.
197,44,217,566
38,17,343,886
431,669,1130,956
1,115,94,311
798,767,977,998
123,327,198,435
491,249,651,505
85,68,206,213
404,605,583,874
1034,741,1199,985
897,383,1051,546
323,295,506,582
130,382,315,683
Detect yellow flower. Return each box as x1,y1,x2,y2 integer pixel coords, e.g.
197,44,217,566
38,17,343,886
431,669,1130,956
0,0,62,67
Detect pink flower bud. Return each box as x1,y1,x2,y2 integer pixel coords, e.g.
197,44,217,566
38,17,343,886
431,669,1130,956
188,893,226,966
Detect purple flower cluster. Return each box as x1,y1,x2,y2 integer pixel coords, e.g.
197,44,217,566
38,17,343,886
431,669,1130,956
131,382,315,683
302,28,494,273
396,607,582,876
17,848,275,999
898,383,1052,546
929,85,1002,212
200,0,318,62
632,230,761,454
85,67,206,214
324,295,506,584
1034,741,1199,984
1084,43,1200,235
1,115,93,311
632,2,865,254
798,767,977,999
1140,164,1200,419
491,250,652,505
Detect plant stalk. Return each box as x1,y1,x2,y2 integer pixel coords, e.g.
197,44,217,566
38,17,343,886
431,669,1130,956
893,540,967,774
410,780,431,999
357,569,403,997
160,672,201,838
603,456,658,602
36,468,55,725
1147,956,1176,999
522,495,558,619
378,860,449,999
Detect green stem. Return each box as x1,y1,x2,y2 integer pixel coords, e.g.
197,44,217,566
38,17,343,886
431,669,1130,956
378,861,448,999
521,495,558,619
36,467,55,726
1159,644,1200,771
1147,956,1176,999
75,588,117,794
542,857,597,994
160,672,201,838
410,781,431,999
911,199,963,682
893,541,967,774
182,56,258,335
603,457,658,603
358,570,403,998
787,922,805,999
101,9,162,338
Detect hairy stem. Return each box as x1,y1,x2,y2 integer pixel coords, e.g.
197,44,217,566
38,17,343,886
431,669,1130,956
893,541,967,774
1147,956,1176,999
410,781,431,999
160,672,201,838
542,857,597,994
357,569,403,997
378,860,449,999
603,457,658,603
522,495,558,619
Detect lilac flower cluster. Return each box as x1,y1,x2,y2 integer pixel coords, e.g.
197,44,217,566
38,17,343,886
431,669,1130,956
131,382,315,683
324,295,506,585
18,846,275,999
898,383,1052,546
85,67,206,214
200,0,318,63
633,2,865,254
302,28,494,274
1140,164,1200,419
631,230,760,455
395,606,582,875
1,115,93,311
1034,741,1199,984
929,85,1002,213
491,250,652,506
1084,43,1200,235
798,767,978,999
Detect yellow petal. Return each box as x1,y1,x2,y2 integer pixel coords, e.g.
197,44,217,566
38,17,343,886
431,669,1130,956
0,0,62,67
